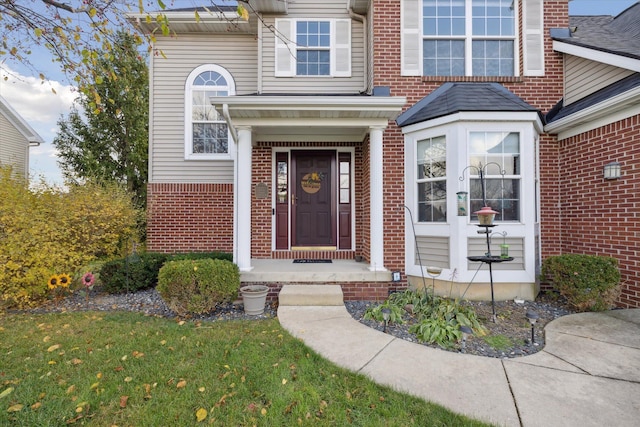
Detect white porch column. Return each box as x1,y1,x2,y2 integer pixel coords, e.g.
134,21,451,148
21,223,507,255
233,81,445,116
369,125,387,271
235,126,253,271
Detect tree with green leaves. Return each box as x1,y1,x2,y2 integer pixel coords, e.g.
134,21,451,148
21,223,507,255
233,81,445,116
53,31,148,208
1,1,250,91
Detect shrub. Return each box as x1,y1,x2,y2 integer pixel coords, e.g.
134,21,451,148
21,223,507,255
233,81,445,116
157,259,239,315
168,252,232,262
541,254,621,312
100,253,169,294
0,167,140,308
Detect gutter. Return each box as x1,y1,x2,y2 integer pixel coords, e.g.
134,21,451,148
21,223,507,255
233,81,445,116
349,8,368,94
544,86,640,134
221,103,239,145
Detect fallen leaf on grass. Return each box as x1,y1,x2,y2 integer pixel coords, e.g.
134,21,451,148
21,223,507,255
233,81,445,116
7,403,23,412
31,402,42,410
0,387,13,399
195,407,207,422
284,401,298,414
47,344,61,352
176,380,187,389
119,395,128,408
71,358,82,365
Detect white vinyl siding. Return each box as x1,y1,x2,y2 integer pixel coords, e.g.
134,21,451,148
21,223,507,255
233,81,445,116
415,236,450,268
565,55,635,105
0,113,28,178
467,237,525,270
522,0,544,76
262,0,364,93
149,34,257,183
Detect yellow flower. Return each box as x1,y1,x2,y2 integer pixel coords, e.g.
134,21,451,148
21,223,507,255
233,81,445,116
58,274,71,288
47,275,58,290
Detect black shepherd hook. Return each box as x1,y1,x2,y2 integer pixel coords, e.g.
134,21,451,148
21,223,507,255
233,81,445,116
458,162,505,207
403,205,428,294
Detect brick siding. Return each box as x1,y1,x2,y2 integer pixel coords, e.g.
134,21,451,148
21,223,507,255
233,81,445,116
557,116,640,308
146,183,234,253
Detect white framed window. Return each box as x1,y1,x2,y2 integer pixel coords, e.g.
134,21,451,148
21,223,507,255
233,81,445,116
468,131,520,221
184,64,235,159
275,18,351,77
423,0,515,76
402,0,545,77
416,136,447,222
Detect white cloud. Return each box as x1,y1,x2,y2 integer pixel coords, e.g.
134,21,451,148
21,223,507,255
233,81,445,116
0,66,77,185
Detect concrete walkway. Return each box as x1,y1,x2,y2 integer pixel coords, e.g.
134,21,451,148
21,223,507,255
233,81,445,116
277,285,640,427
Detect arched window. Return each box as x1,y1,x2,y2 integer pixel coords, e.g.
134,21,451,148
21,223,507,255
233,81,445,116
185,65,235,158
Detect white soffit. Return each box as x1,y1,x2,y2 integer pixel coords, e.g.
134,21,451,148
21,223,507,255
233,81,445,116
553,40,640,73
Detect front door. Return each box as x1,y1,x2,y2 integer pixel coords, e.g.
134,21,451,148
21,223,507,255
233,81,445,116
291,150,336,248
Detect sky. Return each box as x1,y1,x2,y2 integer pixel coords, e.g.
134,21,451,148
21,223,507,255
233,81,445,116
0,0,637,186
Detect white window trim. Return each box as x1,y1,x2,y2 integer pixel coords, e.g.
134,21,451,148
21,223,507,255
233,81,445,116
274,18,351,78
403,117,538,285
184,64,236,160
402,0,523,77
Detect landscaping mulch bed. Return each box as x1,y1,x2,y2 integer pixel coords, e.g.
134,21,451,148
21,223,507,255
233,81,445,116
18,287,574,359
345,293,576,358
20,287,278,321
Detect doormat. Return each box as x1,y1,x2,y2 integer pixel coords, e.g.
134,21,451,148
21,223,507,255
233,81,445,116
293,259,333,264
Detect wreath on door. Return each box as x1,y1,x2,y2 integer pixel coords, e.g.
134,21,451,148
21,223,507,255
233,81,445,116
301,172,324,194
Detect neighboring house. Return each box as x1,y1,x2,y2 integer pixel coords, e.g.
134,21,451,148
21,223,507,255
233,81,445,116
131,0,640,307
0,95,43,179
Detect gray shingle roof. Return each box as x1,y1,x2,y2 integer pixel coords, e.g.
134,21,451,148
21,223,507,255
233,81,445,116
554,2,640,60
396,83,538,127
545,73,640,123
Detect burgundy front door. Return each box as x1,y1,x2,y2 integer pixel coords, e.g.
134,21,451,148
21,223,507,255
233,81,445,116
291,150,336,247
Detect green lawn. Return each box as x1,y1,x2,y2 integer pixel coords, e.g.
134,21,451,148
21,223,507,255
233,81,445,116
0,312,490,426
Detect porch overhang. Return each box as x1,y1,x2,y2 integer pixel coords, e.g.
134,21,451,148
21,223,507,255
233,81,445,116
210,95,407,142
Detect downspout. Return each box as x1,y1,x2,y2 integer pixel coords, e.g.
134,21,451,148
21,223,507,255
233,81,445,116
220,103,240,264
349,8,368,94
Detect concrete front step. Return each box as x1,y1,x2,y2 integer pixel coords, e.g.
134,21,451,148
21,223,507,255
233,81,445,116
279,284,344,306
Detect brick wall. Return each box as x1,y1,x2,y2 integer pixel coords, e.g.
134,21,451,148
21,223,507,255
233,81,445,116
557,116,640,307
146,183,234,253
372,0,568,287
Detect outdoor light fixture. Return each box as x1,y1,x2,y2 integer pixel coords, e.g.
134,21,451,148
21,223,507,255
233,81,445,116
475,206,499,226
460,325,473,353
526,311,539,345
381,308,391,333
604,162,621,180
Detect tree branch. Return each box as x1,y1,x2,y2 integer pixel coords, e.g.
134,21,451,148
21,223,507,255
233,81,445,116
40,0,76,13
